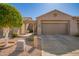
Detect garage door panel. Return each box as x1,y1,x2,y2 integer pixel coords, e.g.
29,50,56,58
42,23,68,35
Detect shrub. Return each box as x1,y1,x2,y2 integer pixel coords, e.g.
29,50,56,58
12,33,18,38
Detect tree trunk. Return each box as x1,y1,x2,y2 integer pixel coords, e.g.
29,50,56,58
3,27,10,47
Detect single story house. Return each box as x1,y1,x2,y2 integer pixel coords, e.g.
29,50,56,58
21,9,79,35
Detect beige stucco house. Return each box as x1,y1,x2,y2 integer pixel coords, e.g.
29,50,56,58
7,9,79,36
36,9,79,35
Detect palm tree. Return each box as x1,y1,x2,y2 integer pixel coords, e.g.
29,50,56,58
0,3,23,46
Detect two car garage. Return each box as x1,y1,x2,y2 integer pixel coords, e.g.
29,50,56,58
41,20,69,35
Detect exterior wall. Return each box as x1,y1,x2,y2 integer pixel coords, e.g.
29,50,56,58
20,23,26,34
37,19,42,35
77,17,79,33
69,17,78,35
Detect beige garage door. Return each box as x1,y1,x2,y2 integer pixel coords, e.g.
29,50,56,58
42,23,68,35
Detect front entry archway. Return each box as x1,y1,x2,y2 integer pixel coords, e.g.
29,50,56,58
25,22,36,34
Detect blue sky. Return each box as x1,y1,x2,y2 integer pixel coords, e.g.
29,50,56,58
10,3,79,20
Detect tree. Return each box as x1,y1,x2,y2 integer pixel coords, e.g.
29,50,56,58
0,3,23,46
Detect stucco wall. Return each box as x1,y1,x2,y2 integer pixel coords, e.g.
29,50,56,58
37,10,72,21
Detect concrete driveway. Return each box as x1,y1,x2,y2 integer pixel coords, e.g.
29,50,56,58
39,35,79,56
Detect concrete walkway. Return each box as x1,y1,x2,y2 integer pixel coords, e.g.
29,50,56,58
39,35,79,56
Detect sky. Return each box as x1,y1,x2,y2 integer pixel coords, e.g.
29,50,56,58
10,3,79,20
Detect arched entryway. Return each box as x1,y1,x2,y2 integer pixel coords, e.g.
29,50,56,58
25,22,36,34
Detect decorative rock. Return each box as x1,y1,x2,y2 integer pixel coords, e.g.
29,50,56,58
16,40,26,51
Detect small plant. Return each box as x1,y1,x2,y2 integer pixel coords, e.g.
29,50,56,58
12,33,18,38
27,34,34,41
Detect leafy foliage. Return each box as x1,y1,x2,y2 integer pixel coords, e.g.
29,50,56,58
0,3,23,28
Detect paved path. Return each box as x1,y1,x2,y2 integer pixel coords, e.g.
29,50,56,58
39,35,79,56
